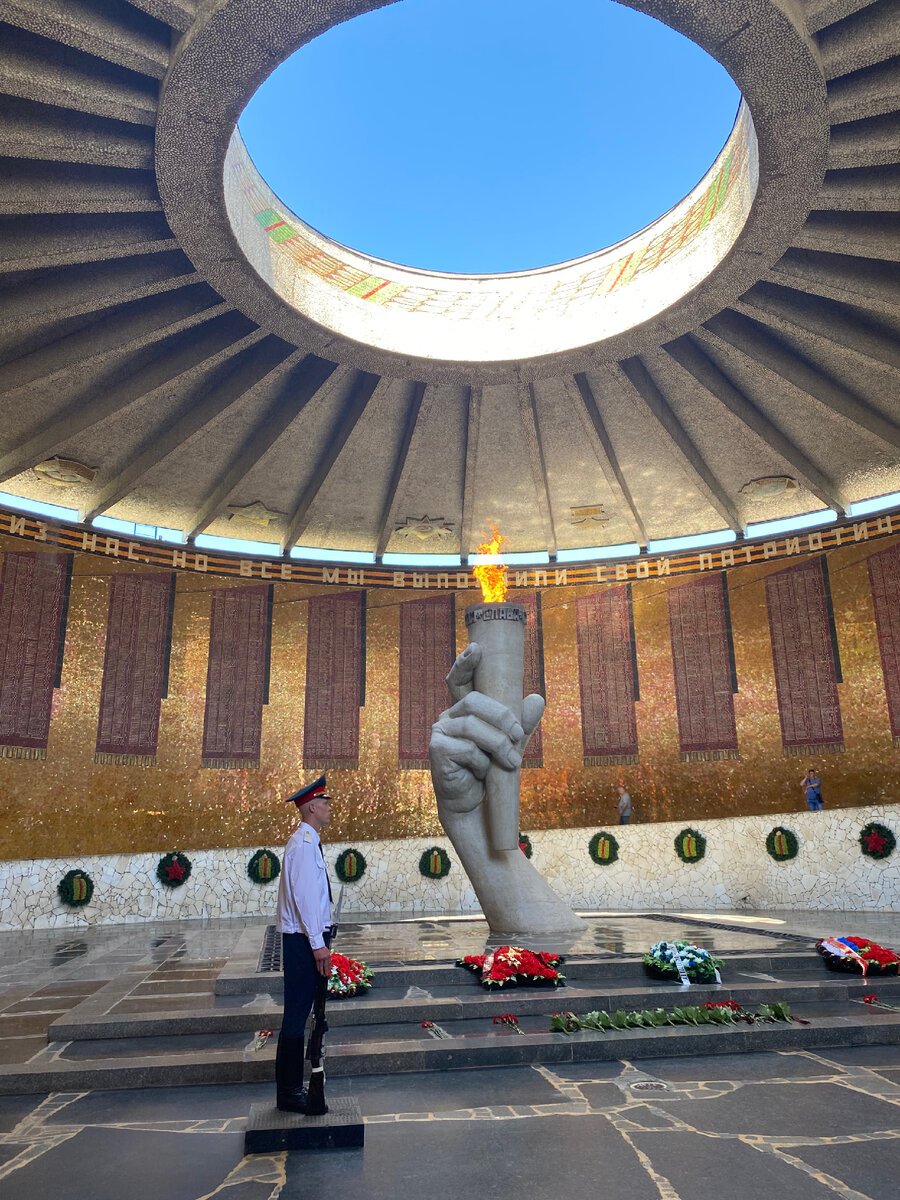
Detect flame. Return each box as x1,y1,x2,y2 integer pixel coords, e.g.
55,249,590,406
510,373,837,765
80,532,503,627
473,523,508,603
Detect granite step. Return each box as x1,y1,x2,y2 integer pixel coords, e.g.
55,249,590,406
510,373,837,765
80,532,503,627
1,997,899,1095
214,949,824,995
48,969,900,1041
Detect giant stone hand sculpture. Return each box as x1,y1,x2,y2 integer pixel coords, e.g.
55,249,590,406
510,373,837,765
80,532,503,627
429,614,584,938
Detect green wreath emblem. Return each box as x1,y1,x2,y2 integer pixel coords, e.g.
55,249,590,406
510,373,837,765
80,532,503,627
58,868,94,907
518,832,533,859
419,846,452,879
766,826,798,861
588,831,619,865
859,822,896,860
674,828,706,863
335,847,367,883
247,848,281,884
157,851,192,888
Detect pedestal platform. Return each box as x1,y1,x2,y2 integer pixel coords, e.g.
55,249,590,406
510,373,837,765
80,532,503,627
244,1097,364,1153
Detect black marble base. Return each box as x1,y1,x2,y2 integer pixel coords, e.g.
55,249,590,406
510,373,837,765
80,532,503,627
244,1098,364,1153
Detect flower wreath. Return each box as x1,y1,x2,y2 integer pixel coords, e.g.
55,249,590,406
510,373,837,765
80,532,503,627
57,868,94,907
335,847,367,883
518,832,533,859
642,940,723,983
419,846,451,879
247,848,281,884
327,951,374,997
589,830,619,866
816,936,900,976
157,851,192,888
859,822,896,860
458,945,566,990
674,828,706,863
766,826,799,861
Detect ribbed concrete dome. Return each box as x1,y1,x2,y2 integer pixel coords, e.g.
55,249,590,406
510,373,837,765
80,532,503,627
0,0,897,558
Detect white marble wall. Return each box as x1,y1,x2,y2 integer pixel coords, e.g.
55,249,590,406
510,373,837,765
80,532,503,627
1,805,897,929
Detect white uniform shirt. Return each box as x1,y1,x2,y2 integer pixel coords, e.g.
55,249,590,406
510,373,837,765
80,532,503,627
275,822,332,948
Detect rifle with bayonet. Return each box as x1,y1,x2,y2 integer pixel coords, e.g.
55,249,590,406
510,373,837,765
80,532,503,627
304,883,343,1116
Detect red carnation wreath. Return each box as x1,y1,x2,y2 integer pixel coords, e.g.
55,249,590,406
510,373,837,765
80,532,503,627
458,945,566,990
327,951,374,997
816,936,900,976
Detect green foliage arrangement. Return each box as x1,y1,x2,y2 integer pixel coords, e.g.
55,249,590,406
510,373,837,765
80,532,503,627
335,847,367,883
859,822,896,860
57,868,94,907
588,830,619,866
550,998,799,1034
766,826,799,861
419,846,452,879
674,827,706,863
157,851,192,888
247,848,281,884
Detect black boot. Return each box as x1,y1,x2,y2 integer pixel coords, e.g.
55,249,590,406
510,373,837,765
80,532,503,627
275,1033,308,1113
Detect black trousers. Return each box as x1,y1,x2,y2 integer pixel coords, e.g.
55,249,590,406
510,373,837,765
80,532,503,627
281,931,331,1037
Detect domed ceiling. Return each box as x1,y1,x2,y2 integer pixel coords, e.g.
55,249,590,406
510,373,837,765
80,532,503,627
0,0,897,560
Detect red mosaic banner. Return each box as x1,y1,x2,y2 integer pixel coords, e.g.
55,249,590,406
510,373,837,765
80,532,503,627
0,550,71,759
868,543,900,747
201,583,272,769
520,591,545,767
399,594,455,768
303,591,363,769
575,585,639,765
668,574,739,762
95,573,173,766
765,557,844,757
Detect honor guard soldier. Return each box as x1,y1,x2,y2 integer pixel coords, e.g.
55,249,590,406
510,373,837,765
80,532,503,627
274,775,334,1113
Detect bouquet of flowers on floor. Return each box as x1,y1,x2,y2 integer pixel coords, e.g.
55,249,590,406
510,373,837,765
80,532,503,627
327,951,375,997
816,936,900,976
642,940,723,983
458,945,566,990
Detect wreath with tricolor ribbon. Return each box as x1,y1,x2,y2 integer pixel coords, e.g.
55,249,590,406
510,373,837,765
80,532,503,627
419,846,451,879
588,830,619,866
765,826,798,861
674,828,706,863
57,868,94,907
335,847,367,883
157,851,192,888
247,848,281,884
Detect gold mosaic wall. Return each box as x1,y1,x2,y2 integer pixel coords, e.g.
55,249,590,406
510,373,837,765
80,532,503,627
1,533,897,860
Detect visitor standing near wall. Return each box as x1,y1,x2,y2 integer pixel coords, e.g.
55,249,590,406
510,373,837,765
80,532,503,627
801,767,823,811
274,774,334,1113
617,784,632,825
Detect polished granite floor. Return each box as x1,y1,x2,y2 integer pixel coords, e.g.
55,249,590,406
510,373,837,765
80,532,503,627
2,910,900,1198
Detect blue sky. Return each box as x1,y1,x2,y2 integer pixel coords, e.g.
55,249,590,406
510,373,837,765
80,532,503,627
239,0,740,274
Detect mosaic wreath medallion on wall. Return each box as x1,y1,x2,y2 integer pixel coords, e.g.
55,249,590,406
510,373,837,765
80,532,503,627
419,846,451,879
674,828,706,863
859,822,896,860
58,868,94,907
247,848,281,884
157,851,192,888
589,831,619,866
518,832,533,859
766,826,799,861
335,847,367,883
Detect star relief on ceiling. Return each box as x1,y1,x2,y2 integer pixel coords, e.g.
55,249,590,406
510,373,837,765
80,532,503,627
33,457,96,487
226,501,284,528
395,515,455,540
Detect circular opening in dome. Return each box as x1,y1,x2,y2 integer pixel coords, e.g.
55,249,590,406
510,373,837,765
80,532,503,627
238,0,740,275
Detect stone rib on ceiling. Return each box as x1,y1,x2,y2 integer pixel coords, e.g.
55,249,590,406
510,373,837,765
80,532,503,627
0,0,897,556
